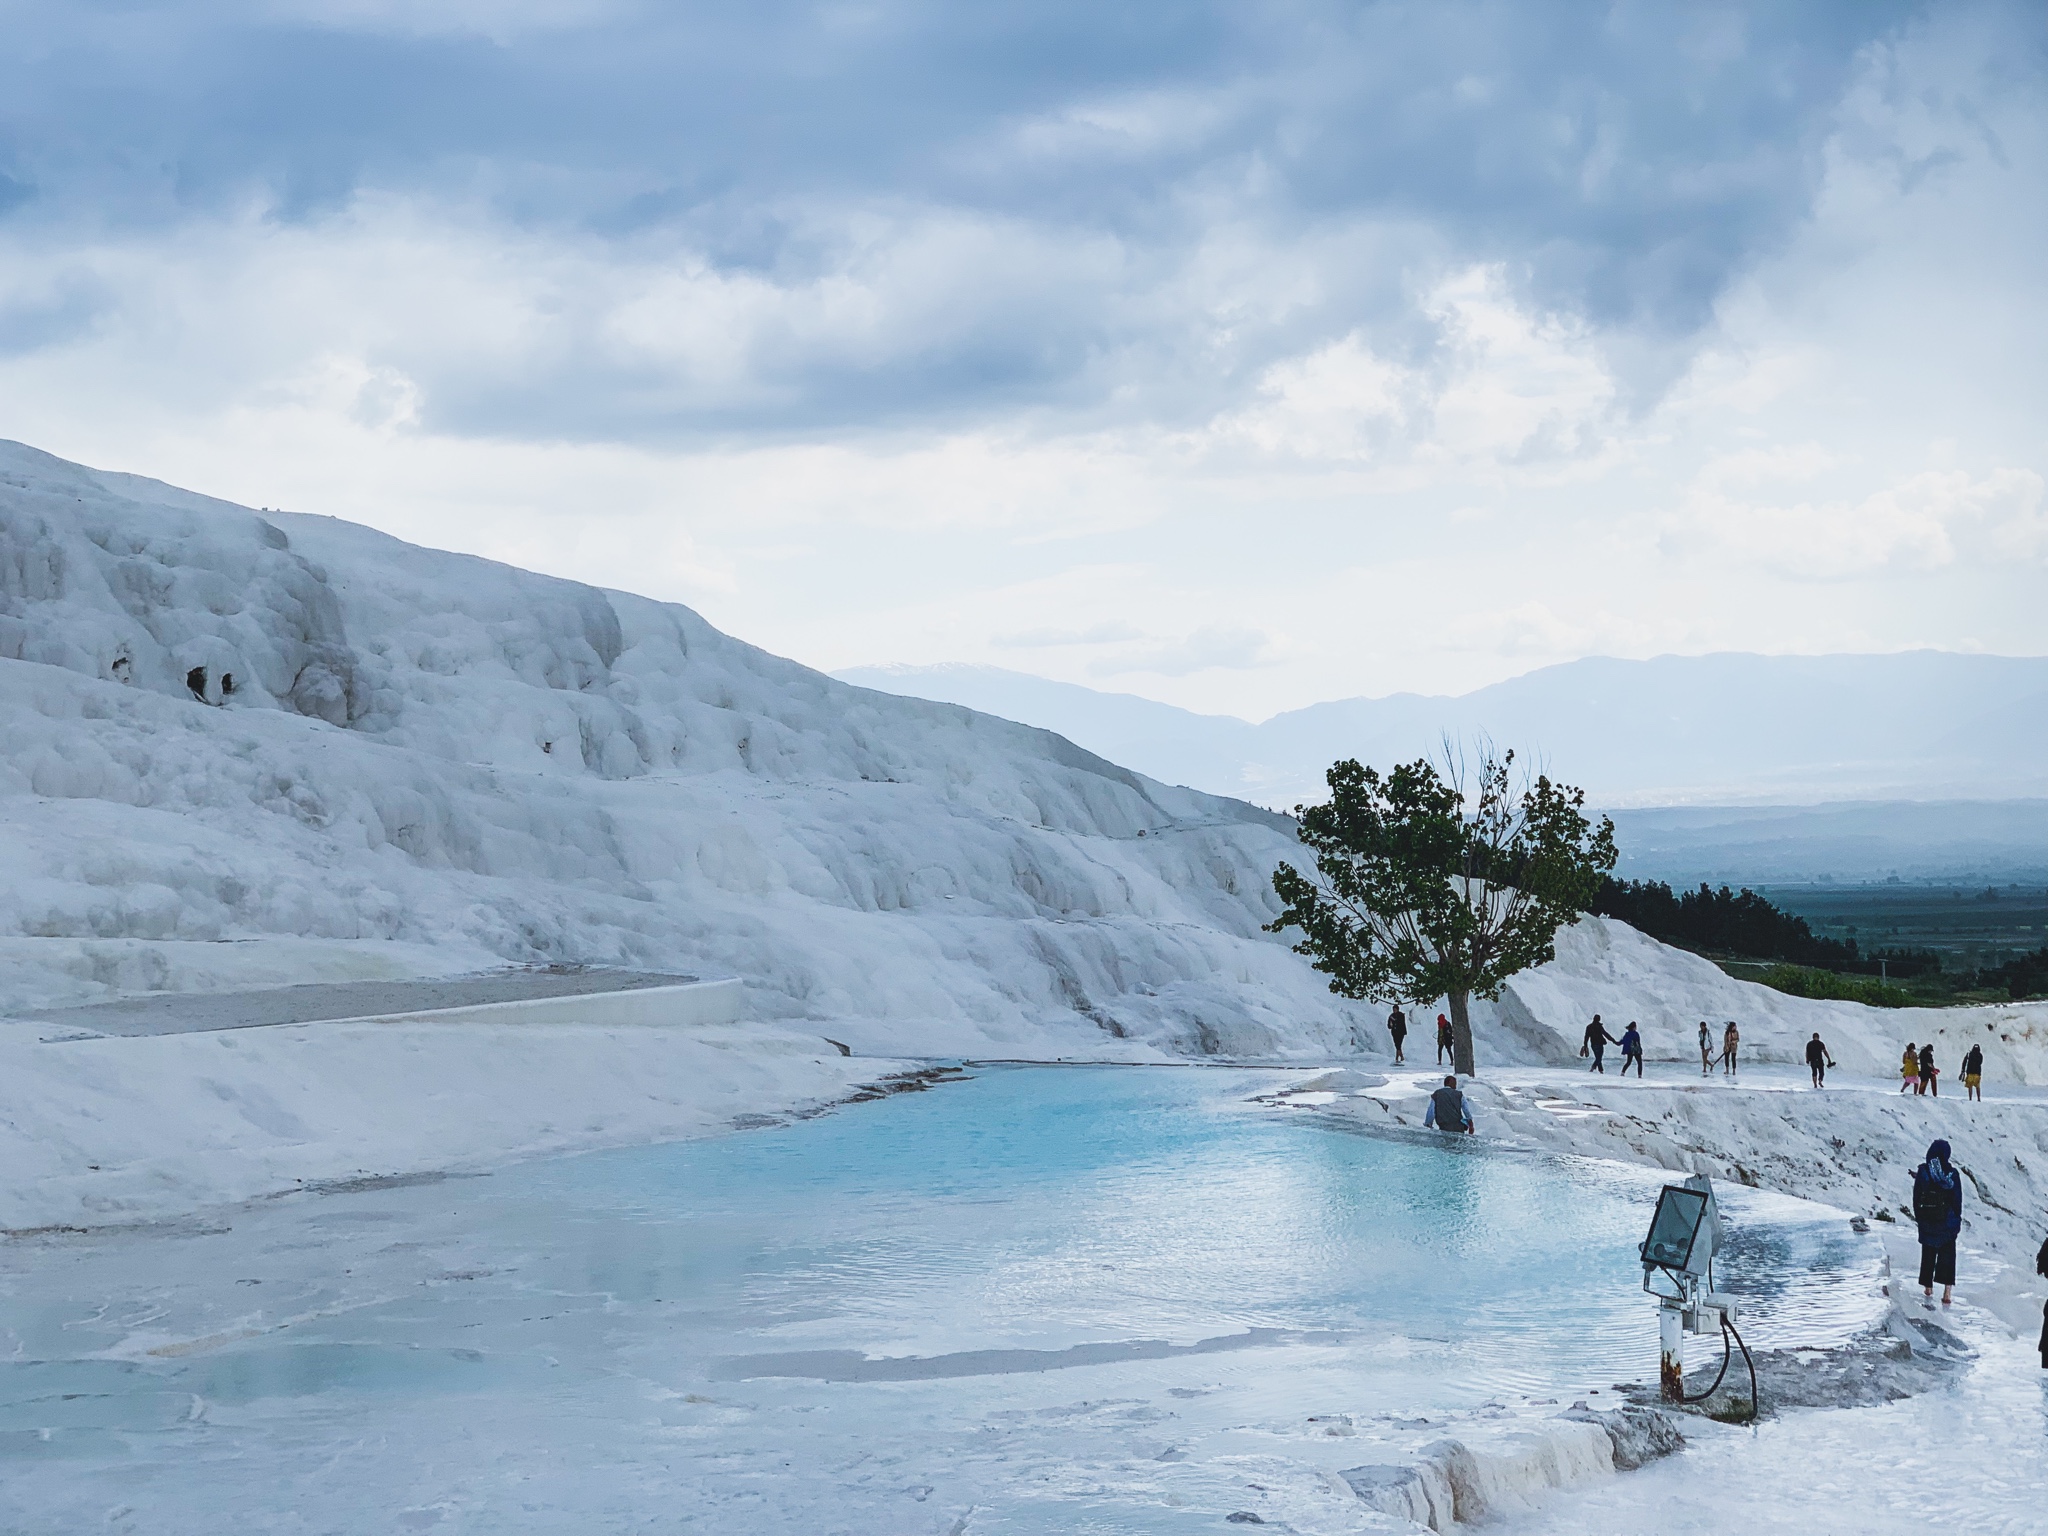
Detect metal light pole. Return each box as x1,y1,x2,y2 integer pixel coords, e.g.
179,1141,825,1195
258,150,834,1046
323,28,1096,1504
1639,1174,1738,1402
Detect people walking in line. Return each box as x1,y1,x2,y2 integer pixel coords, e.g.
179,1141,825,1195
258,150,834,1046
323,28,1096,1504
1435,1013,1454,1065
1911,1138,1963,1306
1582,1014,1614,1073
1619,1022,1644,1077
1805,1032,1836,1089
1697,1020,1713,1077
1387,1006,1408,1064
1424,1075,1475,1135
1721,1021,1739,1077
1901,1043,1920,1094
1962,1042,1984,1102
1919,1042,1939,1098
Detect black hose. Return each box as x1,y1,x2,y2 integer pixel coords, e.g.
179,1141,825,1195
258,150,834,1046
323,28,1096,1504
1679,1317,1734,1404
1677,1314,1761,1418
1726,1315,1759,1419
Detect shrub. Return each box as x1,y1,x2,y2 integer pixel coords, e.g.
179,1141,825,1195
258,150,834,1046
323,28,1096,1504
1755,964,1913,1008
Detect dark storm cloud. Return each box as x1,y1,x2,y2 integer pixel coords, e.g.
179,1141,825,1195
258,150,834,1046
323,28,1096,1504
0,1,1949,437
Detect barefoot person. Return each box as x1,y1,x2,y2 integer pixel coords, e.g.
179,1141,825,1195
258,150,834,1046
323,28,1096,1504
1720,1021,1740,1077
1582,1014,1614,1073
1805,1031,1836,1089
1962,1042,1984,1102
1619,1021,1644,1078
1424,1075,1475,1135
1435,1012,1454,1065
1386,1006,1408,1063
1901,1042,1920,1094
2037,1228,2047,1369
1697,1020,1713,1077
1911,1139,1963,1306
1919,1042,1939,1098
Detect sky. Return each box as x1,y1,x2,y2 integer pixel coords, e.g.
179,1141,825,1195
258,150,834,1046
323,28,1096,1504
1,1,2044,719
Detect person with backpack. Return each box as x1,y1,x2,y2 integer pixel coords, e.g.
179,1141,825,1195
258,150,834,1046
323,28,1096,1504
1911,1139,1963,1306
1721,1021,1740,1077
1618,1022,1644,1078
1424,1075,1475,1135
1804,1031,1836,1089
1387,1007,1408,1063
1581,1014,1614,1073
1900,1043,1920,1094
1697,1020,1713,1077
1962,1042,1984,1102
1919,1042,1940,1098
1435,1013,1454,1065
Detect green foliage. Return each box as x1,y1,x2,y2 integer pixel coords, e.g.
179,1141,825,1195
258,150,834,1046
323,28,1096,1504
1978,944,2048,1001
1752,964,1914,1008
1591,878,1939,977
1267,748,1617,1073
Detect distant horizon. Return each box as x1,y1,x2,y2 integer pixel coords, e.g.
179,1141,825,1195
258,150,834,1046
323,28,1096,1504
836,647,2048,728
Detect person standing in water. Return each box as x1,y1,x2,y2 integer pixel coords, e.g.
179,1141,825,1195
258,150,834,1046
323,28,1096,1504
1387,1007,1408,1063
1582,1014,1614,1073
1618,1021,1644,1077
1721,1021,1740,1077
1901,1042,1920,1094
1805,1031,1836,1089
1697,1020,1713,1077
1911,1138,1963,1306
1919,1042,1940,1097
1436,1013,1454,1065
1424,1075,1475,1135
1962,1042,1984,1102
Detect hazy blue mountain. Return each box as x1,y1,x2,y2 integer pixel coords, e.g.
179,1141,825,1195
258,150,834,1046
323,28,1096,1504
836,653,2048,808
836,655,2048,880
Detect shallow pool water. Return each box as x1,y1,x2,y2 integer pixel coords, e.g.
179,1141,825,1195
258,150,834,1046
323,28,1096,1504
0,1066,1880,1532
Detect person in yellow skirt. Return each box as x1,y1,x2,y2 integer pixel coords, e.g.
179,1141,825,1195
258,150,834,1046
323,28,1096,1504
1900,1042,1920,1094
1962,1042,1984,1102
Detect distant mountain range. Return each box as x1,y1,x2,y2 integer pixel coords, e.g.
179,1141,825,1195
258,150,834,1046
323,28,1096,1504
836,654,2048,881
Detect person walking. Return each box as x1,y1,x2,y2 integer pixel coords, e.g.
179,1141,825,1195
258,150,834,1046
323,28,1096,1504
1900,1043,1920,1094
2036,1228,2047,1369
1962,1042,1984,1102
1721,1021,1740,1077
1424,1075,1475,1135
1618,1022,1644,1078
1919,1042,1940,1098
1435,1013,1454,1065
1804,1031,1836,1089
1697,1020,1713,1077
1386,1007,1408,1063
1582,1014,1614,1073
1911,1138,1963,1307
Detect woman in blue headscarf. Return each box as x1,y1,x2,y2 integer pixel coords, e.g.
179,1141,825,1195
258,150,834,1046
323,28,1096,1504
1911,1139,1963,1306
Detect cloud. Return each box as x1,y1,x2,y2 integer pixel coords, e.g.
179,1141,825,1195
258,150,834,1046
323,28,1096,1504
1090,625,1283,679
1668,462,2045,578
992,622,1146,649
0,0,2042,722
0,1,1934,443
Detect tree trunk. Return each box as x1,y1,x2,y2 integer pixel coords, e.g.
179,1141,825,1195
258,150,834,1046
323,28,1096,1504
1449,989,1476,1077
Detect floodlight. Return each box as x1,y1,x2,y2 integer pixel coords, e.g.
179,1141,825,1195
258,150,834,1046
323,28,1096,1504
1638,1174,1747,1406
1640,1185,1712,1278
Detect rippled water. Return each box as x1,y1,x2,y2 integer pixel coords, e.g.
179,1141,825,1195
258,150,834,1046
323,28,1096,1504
0,1066,1881,1532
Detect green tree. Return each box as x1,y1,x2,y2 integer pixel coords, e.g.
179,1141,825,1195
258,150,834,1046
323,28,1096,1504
1268,748,1617,1076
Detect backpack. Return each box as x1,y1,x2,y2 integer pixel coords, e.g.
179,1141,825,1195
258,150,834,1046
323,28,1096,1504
1913,1166,1951,1225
